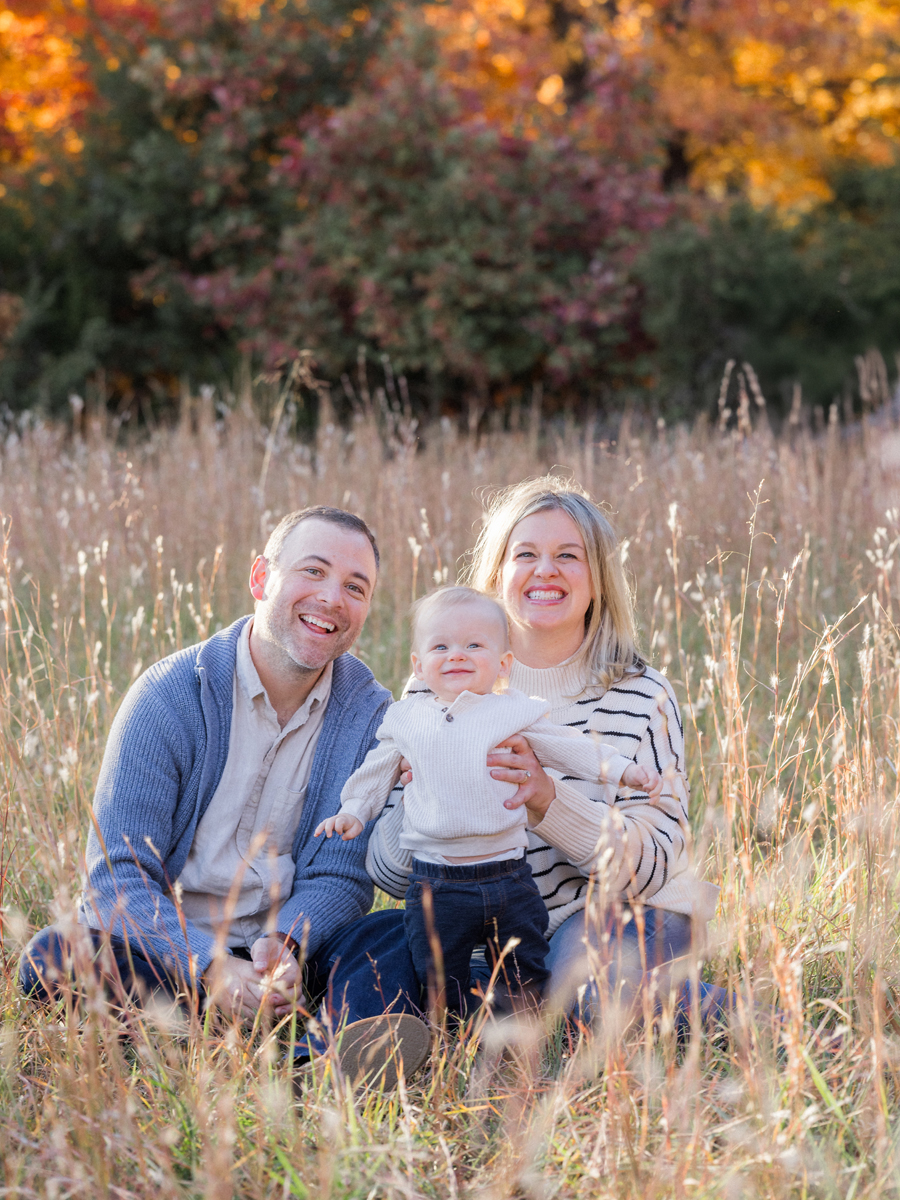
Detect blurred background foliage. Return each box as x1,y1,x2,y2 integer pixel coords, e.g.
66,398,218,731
2,0,900,419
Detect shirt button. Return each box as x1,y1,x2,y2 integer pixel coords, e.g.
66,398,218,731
445,714,454,723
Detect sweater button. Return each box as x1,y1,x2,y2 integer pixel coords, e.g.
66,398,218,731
445,714,454,722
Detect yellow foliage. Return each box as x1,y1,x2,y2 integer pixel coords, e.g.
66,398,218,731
536,73,563,105
732,39,784,87
607,0,900,210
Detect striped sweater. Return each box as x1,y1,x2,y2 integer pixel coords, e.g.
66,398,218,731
366,655,719,932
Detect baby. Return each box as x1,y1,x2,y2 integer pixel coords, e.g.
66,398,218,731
315,586,661,1014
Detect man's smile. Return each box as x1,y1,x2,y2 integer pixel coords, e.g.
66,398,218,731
299,613,338,634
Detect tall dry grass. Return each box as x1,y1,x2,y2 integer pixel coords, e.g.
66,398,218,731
1,383,900,1197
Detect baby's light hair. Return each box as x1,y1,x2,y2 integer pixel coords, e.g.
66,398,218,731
410,586,510,651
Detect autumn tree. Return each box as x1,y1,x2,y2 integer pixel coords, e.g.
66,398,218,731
2,0,900,413
181,13,668,406
0,0,394,409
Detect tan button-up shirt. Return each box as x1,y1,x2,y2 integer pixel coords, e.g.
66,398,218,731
177,620,333,948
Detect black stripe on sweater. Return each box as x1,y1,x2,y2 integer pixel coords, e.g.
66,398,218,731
606,685,659,700
596,707,654,720
542,874,589,902
646,726,663,774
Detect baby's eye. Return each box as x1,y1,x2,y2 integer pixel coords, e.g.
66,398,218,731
467,642,483,650
433,643,447,651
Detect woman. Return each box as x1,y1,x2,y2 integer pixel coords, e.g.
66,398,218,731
367,475,724,1025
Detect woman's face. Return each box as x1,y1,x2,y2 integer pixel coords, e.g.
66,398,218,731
498,508,595,642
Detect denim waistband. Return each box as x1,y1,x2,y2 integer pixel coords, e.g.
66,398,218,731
411,856,529,882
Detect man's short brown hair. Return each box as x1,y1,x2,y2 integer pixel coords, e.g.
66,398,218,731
263,506,380,570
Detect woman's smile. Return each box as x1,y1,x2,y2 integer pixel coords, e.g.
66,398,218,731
524,586,567,603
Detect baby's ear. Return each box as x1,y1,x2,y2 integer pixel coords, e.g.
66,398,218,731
410,652,424,680
497,649,514,682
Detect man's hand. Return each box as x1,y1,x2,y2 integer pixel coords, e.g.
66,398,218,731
621,763,663,800
314,813,364,840
250,935,302,1018
203,954,268,1020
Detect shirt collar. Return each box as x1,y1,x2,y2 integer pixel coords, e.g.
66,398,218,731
236,618,334,726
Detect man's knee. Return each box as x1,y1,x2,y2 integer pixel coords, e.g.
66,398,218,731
313,909,421,1020
18,925,85,1002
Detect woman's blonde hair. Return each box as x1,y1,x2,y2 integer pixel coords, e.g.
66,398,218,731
463,476,645,688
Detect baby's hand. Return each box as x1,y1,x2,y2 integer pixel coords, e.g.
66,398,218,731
314,814,364,840
621,763,663,801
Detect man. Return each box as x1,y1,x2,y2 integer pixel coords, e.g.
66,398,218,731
19,505,429,1084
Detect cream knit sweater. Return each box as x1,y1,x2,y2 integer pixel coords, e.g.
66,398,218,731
366,657,719,930
339,688,634,860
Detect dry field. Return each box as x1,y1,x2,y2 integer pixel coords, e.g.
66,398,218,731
1,381,900,1198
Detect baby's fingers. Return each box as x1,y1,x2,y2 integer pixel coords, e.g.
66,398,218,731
337,817,363,840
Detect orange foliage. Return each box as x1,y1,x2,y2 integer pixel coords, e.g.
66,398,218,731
0,3,92,172
0,0,165,173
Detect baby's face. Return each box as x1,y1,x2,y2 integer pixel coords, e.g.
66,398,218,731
411,602,513,702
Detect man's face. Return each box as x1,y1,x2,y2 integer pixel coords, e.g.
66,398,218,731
249,518,377,675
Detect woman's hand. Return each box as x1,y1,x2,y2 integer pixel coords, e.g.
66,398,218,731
398,757,413,787
488,734,556,824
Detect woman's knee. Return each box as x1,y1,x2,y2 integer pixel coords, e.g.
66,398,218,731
545,906,697,1022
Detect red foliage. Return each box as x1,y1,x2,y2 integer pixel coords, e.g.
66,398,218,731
182,13,670,392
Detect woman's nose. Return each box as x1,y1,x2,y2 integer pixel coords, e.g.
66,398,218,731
533,555,558,577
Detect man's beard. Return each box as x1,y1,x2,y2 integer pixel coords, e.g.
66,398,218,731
257,605,349,674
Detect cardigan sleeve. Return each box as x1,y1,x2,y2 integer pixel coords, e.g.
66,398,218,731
81,670,219,980
529,674,691,903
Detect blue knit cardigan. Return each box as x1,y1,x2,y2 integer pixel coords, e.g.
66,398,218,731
80,616,392,977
